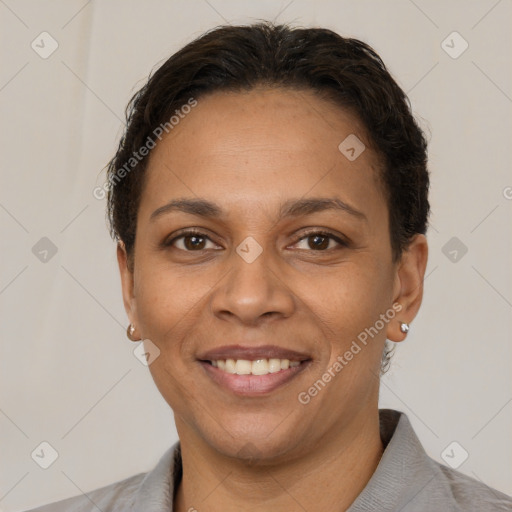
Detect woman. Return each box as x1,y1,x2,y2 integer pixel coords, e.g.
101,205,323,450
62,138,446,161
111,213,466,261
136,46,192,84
25,21,512,512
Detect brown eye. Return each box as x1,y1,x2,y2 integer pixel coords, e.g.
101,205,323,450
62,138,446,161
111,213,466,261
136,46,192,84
307,234,330,250
182,234,207,250
293,231,347,251
165,230,218,251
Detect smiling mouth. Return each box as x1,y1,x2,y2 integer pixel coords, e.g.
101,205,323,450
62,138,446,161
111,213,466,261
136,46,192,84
198,357,311,395
207,358,301,375
197,344,312,394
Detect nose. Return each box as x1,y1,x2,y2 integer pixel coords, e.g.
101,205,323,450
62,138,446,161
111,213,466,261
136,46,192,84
209,245,296,326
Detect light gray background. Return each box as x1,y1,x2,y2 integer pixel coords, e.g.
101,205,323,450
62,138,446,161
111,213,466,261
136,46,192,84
1,1,511,510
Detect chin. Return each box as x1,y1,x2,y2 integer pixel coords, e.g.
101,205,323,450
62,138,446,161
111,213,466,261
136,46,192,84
202,412,305,463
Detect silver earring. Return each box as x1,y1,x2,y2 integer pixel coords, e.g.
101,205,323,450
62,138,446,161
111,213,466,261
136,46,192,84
400,322,409,334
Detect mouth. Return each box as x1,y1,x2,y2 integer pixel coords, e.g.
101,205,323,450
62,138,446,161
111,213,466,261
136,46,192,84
197,345,312,396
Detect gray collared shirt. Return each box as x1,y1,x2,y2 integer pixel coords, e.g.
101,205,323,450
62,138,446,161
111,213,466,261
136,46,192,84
24,409,512,511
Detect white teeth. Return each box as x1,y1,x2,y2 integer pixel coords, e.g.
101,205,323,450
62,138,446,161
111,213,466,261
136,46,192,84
210,358,302,375
225,359,236,374
268,359,281,373
235,359,252,375
252,359,269,375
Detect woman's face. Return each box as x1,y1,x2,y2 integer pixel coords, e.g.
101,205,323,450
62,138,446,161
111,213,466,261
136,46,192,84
118,87,426,461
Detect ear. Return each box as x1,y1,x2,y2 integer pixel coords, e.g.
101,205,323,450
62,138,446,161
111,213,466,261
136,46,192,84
117,241,139,335
386,234,428,342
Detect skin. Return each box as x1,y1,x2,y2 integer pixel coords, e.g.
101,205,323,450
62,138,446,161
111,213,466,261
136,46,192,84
117,87,428,512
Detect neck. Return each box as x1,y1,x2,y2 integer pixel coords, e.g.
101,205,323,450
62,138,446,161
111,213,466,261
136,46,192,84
174,408,384,512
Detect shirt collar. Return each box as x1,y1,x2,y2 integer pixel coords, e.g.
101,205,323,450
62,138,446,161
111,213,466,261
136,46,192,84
132,409,434,511
347,409,438,511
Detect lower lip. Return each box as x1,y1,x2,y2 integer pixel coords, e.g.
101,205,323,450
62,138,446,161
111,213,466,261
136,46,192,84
199,361,309,396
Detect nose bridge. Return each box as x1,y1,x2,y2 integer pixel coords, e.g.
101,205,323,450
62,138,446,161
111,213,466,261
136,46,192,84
210,237,295,323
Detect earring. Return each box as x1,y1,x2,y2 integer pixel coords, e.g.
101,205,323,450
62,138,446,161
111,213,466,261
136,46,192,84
126,323,140,341
399,322,409,334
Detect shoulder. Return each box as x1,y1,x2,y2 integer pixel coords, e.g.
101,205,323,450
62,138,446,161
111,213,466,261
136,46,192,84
368,410,512,512
427,458,512,511
21,443,180,512
21,472,146,512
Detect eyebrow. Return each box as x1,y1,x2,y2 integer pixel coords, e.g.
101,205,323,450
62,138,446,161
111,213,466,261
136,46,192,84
150,197,367,222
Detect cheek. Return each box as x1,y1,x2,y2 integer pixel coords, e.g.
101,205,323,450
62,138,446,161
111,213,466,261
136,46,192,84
133,261,215,349
132,264,210,410
310,262,392,363
134,270,175,336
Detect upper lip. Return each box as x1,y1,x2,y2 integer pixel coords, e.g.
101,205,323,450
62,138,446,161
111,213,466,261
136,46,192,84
198,344,311,362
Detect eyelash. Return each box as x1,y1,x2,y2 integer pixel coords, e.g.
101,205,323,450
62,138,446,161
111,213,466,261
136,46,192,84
164,228,348,253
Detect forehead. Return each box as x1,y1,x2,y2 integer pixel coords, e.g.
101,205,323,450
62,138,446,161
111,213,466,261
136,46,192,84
139,87,386,226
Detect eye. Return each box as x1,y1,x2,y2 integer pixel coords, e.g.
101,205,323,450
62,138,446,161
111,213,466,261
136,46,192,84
165,229,219,251
164,229,348,253
292,230,347,251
